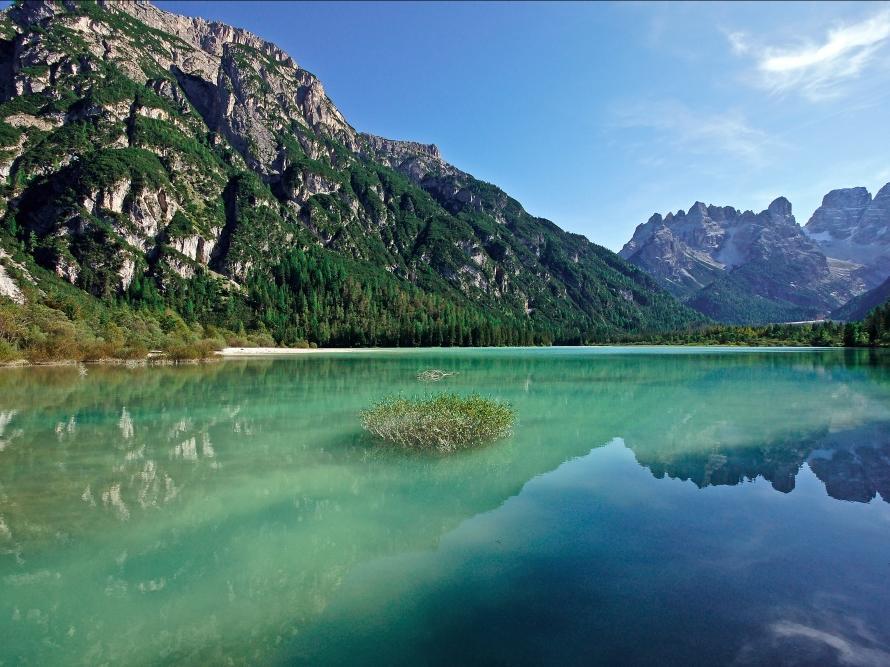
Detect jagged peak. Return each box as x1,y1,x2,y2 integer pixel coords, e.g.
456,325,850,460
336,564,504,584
767,196,792,218
110,1,296,64
687,201,708,218
7,1,307,78
873,182,890,200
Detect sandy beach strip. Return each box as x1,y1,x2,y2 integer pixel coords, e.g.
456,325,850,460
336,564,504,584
216,347,362,356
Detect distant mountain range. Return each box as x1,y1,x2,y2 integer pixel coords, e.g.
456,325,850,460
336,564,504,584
0,0,704,347
620,185,890,323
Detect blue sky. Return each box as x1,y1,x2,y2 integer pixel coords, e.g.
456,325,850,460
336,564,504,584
154,3,889,249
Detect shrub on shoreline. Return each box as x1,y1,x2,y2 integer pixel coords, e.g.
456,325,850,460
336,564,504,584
163,338,223,361
360,393,515,453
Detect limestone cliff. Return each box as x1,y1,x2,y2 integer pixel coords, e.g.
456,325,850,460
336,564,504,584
0,0,703,343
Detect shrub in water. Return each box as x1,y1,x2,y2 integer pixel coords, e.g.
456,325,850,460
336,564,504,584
361,393,514,453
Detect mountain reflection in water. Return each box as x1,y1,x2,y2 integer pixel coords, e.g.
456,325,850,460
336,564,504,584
0,347,888,665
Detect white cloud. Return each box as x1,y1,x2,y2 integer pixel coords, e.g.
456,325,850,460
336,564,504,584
726,31,750,55
611,100,779,166
735,8,890,100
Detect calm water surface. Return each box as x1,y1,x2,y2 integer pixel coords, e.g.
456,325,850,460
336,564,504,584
1,347,889,665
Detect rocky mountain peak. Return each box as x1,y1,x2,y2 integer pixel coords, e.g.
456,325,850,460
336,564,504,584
767,196,792,220
109,0,292,63
805,187,872,241
617,193,864,321
875,182,890,199
621,182,890,324
803,183,890,281
822,186,871,210
863,182,890,220
687,201,708,218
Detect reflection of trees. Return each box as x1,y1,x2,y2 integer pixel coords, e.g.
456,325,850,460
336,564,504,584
0,358,583,664
0,349,888,663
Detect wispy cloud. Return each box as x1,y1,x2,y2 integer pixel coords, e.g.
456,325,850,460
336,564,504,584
611,100,779,166
731,8,890,101
726,30,750,55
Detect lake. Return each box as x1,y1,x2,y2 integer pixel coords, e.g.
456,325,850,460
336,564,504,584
1,347,889,665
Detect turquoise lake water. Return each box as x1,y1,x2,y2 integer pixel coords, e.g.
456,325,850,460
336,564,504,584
1,347,889,665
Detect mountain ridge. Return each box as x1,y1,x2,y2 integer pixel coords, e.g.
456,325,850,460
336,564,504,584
0,0,704,352
620,187,890,324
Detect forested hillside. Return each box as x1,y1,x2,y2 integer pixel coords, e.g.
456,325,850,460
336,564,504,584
0,0,705,361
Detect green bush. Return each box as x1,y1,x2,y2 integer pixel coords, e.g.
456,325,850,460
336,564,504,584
360,393,515,453
0,293,231,365
163,338,222,361
0,339,22,363
0,120,21,147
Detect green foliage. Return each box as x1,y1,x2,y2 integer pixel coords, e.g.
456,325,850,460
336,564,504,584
620,313,890,348
131,116,223,174
227,42,284,74
360,393,515,452
163,338,222,361
0,294,152,363
12,121,99,184
18,64,49,77
76,147,169,191
68,223,126,299
862,299,890,347
0,284,232,364
246,245,547,346
0,15,17,41
0,94,45,118
0,240,251,363
0,0,711,358
166,210,195,239
84,64,170,110
0,120,22,147
687,259,831,325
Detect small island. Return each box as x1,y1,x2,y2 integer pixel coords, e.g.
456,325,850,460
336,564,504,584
361,393,515,453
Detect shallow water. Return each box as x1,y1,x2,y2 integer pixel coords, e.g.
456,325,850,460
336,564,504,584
1,347,889,665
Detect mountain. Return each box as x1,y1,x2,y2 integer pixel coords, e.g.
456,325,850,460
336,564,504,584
0,0,703,353
804,185,890,289
620,187,890,324
831,276,890,321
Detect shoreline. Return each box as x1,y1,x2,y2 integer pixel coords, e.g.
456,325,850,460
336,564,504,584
216,346,361,356
0,344,879,369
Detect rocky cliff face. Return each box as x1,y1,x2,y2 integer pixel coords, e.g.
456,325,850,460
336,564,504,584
619,200,807,298
619,192,880,324
831,275,890,322
804,184,890,288
0,0,703,343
